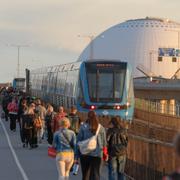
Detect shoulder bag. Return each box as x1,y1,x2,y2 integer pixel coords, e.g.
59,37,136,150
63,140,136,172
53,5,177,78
78,124,101,155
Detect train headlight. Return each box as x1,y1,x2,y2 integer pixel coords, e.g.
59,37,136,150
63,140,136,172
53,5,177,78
90,105,96,110
116,105,121,110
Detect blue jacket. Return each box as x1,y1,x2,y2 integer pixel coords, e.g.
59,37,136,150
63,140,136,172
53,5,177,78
53,128,76,153
76,123,107,158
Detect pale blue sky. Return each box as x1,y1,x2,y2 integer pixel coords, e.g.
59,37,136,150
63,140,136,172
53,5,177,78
0,0,180,82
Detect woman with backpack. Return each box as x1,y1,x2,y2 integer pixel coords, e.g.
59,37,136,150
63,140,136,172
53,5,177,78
107,117,128,180
75,111,108,180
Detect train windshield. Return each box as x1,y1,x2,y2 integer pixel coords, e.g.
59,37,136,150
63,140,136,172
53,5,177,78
85,62,127,102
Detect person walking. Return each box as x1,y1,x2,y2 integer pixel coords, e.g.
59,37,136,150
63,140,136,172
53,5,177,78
18,99,28,146
45,104,55,145
53,117,76,180
51,106,67,133
107,117,128,180
22,103,37,149
35,99,46,143
68,106,81,135
163,132,180,180
7,98,18,131
76,111,107,180
2,93,12,121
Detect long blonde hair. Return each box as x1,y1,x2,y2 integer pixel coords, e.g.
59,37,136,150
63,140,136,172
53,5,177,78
25,103,35,115
59,117,70,128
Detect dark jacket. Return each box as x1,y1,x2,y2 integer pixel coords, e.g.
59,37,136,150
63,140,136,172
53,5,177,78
68,113,81,134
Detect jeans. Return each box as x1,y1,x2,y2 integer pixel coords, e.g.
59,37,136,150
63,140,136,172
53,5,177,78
56,152,74,180
80,155,102,180
9,114,17,130
108,155,126,180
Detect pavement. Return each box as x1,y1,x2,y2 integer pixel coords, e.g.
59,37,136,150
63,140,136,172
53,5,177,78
0,113,108,180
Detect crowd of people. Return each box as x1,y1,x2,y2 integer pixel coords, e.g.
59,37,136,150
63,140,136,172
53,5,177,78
1,87,128,180
0,87,129,180
1,87,179,180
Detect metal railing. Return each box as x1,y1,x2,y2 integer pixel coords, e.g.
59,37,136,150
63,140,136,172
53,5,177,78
135,98,180,117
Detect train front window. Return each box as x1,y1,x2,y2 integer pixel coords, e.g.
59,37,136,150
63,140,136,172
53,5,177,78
98,72,113,99
86,62,126,102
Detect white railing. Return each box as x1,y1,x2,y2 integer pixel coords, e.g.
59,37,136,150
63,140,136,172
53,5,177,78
135,98,180,117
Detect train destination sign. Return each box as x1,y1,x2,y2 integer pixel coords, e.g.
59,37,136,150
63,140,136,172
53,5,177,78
96,64,114,67
158,48,175,57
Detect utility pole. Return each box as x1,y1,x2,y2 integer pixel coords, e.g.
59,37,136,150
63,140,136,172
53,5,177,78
78,35,94,59
10,44,29,78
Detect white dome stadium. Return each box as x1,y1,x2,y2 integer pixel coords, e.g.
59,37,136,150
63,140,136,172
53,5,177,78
78,17,180,79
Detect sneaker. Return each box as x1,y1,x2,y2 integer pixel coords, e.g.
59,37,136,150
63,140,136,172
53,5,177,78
34,144,38,148
23,144,26,148
48,144,52,147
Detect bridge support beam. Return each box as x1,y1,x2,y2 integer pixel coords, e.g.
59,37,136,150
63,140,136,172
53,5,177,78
160,100,167,114
169,99,176,116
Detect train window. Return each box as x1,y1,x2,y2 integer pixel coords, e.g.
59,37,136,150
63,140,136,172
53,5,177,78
98,72,113,99
114,71,125,98
85,62,126,102
65,70,79,97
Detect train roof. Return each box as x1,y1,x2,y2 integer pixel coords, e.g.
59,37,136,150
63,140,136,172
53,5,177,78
30,61,82,74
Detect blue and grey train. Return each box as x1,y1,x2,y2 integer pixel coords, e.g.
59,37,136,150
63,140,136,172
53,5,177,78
29,60,134,121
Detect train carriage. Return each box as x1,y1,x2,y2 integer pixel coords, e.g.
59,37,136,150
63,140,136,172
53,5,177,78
29,59,134,122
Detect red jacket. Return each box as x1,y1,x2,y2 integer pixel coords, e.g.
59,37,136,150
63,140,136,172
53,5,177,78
51,112,67,133
7,102,18,114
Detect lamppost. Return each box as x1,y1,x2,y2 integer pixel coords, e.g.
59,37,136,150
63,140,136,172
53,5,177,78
78,35,94,59
9,44,29,78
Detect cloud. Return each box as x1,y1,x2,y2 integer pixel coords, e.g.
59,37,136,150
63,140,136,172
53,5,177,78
0,0,180,82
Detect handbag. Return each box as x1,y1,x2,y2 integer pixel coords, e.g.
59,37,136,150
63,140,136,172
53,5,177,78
78,124,101,155
34,117,43,129
48,147,56,158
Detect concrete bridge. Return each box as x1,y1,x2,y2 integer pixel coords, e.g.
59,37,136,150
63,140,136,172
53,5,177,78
134,77,180,100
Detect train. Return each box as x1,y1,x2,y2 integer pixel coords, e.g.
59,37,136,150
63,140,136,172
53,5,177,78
27,59,134,121
12,78,26,92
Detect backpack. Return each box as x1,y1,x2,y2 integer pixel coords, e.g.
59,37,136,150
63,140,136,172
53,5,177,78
108,128,128,157
34,117,43,129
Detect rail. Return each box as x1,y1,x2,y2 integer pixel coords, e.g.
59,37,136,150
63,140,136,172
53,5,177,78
135,98,180,117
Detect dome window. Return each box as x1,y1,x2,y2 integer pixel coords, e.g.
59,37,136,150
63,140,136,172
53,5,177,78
158,57,163,61
172,57,177,62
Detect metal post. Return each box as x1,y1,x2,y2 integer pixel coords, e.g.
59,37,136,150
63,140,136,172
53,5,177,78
17,46,20,78
10,44,29,78
178,32,179,70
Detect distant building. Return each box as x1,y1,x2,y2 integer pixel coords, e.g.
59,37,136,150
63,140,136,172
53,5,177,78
78,17,180,79
0,83,11,89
